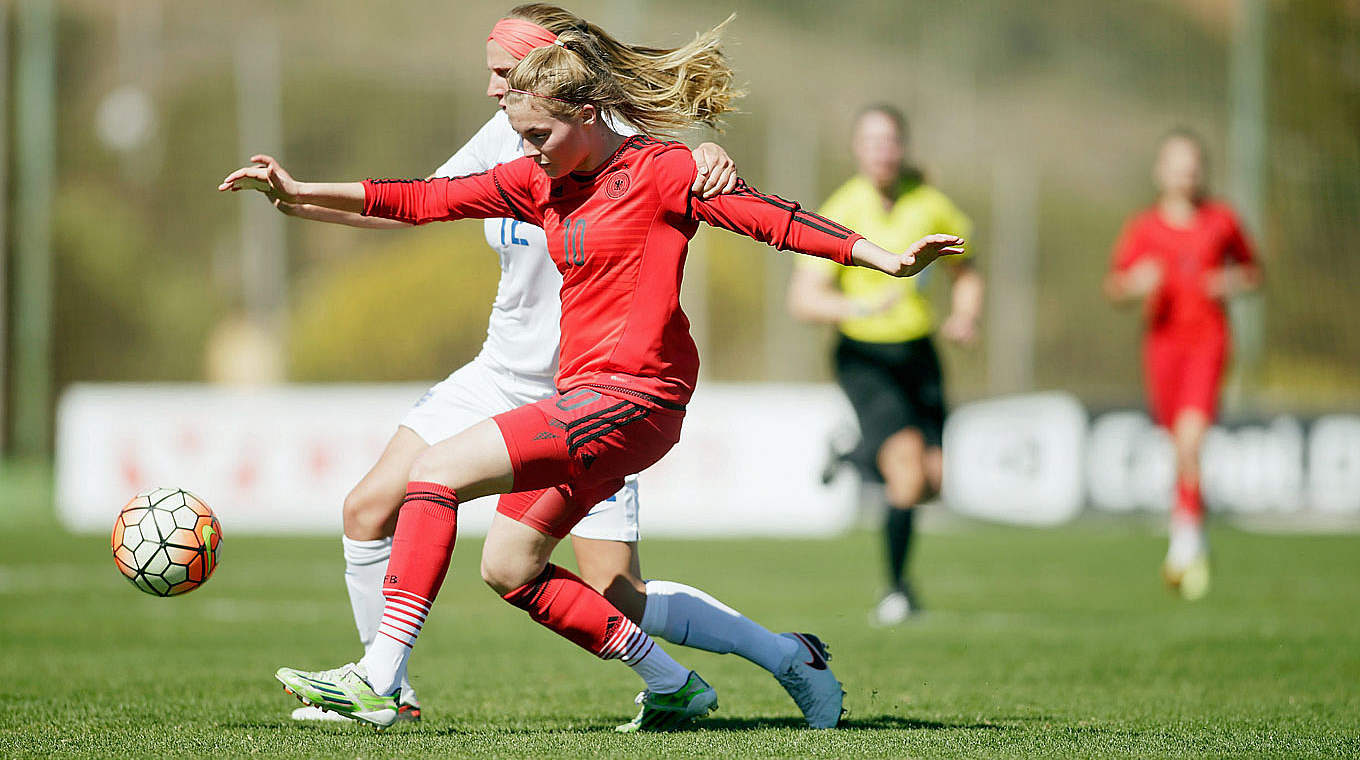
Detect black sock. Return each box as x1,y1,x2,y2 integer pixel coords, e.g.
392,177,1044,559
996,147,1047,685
885,507,914,593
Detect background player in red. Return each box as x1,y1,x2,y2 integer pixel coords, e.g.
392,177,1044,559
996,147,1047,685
1104,129,1262,600
222,26,963,730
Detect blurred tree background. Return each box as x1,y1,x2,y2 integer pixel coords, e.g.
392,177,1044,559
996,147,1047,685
4,0,1358,451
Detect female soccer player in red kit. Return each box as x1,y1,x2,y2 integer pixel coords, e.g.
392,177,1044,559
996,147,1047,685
222,27,962,730
253,4,851,732
1104,130,1262,600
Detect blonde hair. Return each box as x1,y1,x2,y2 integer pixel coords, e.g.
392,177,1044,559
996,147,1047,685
503,4,742,134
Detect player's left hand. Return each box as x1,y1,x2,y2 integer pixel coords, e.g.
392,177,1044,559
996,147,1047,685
939,312,980,345
691,142,739,198
891,234,966,277
272,198,302,216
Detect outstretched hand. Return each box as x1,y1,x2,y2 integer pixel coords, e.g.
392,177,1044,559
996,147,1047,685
886,234,966,277
218,154,300,203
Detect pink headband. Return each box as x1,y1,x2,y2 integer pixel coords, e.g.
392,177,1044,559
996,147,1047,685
488,18,560,59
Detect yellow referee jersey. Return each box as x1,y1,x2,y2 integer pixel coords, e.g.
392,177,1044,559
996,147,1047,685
800,174,972,344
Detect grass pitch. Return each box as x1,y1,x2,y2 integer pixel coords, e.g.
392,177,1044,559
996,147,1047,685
1,465,1357,759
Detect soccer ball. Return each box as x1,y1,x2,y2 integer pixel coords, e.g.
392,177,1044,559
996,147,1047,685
111,488,223,597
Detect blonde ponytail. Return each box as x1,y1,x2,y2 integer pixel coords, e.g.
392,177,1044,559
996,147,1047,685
502,5,742,134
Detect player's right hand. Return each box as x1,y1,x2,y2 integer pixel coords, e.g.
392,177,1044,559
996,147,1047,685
691,142,739,199
1124,259,1163,297
218,154,300,203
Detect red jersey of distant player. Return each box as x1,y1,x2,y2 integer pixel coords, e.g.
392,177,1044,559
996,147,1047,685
1109,200,1256,426
365,135,861,407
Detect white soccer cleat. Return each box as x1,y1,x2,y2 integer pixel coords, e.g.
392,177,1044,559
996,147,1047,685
290,686,422,723
291,704,352,722
774,632,845,729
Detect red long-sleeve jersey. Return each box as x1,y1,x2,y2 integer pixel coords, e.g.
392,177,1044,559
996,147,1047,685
1110,201,1256,340
365,135,862,406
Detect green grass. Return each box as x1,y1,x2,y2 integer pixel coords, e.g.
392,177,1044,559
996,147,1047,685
1,467,1357,758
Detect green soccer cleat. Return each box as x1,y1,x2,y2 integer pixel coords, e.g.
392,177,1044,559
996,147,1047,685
275,662,399,729
615,671,718,733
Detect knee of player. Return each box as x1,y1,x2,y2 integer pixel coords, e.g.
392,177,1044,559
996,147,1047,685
480,550,525,596
878,448,926,486
1176,448,1202,477
342,487,396,539
1172,434,1204,466
406,448,444,484
879,431,925,463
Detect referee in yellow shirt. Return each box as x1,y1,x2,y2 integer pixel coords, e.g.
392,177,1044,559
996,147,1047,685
788,104,984,626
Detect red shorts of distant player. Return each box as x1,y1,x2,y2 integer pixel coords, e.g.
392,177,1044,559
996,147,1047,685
1144,330,1227,428
493,386,684,538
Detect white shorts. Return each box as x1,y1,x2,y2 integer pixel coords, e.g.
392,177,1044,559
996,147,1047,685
400,358,641,542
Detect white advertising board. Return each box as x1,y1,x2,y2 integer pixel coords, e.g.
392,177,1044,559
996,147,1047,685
1086,411,1360,517
54,383,1360,536
941,392,1088,526
54,383,859,538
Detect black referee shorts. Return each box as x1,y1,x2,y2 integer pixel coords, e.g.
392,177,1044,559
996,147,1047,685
834,334,946,481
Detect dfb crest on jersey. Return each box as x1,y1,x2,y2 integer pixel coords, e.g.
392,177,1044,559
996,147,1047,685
606,171,631,199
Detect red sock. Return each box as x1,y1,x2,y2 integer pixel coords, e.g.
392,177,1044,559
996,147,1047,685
375,481,458,648
1174,478,1204,523
503,564,653,663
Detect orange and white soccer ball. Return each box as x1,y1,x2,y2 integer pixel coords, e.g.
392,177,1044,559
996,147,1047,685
111,488,222,596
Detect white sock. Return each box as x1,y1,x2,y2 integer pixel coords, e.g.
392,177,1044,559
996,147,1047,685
342,536,391,650
359,631,409,697
629,647,691,694
343,535,416,696
622,633,696,701
1166,516,1207,568
641,579,799,675
598,611,690,693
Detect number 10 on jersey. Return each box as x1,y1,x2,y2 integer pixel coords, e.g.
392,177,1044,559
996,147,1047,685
563,217,587,266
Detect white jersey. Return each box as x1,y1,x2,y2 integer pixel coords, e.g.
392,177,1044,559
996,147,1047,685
418,111,644,542
431,109,562,384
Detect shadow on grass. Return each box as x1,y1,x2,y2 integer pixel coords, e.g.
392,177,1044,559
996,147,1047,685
219,718,626,736
696,715,1009,732
221,713,1011,736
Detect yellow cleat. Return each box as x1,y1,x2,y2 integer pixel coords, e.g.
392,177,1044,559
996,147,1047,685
1178,555,1211,601
1162,561,1184,591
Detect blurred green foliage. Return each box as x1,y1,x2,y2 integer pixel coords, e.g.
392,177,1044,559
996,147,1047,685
18,0,1359,410
289,224,500,381
54,181,223,382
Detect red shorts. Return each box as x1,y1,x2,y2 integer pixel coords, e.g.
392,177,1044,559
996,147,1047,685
1144,332,1227,428
492,387,684,538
